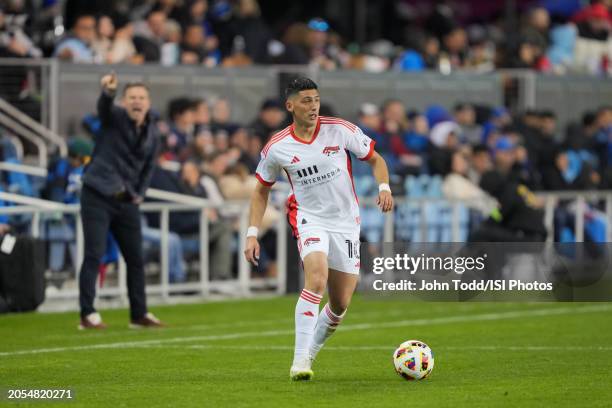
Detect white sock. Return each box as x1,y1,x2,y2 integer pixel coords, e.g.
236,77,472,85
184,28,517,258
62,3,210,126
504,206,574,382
293,289,322,365
309,303,346,359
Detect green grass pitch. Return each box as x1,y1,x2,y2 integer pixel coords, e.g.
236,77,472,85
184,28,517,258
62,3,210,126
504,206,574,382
1,297,611,407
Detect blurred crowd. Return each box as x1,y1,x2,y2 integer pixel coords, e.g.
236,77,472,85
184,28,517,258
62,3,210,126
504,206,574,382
0,0,611,75
1,87,611,279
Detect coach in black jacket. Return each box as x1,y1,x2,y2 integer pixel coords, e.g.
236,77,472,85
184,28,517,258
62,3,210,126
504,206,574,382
78,72,163,329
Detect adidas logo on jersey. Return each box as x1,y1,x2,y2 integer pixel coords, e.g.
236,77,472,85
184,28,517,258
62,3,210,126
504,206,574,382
291,156,300,164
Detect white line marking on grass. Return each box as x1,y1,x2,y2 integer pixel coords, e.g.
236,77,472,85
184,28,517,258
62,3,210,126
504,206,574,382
1,304,610,357
129,344,612,352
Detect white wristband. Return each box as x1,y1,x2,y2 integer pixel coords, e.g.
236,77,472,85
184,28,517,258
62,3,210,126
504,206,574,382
246,226,259,238
379,183,391,193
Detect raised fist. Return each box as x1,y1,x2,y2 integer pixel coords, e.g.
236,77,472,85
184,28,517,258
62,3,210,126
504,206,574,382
100,71,118,94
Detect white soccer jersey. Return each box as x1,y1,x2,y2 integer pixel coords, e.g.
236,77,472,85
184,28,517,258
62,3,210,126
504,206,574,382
255,116,375,236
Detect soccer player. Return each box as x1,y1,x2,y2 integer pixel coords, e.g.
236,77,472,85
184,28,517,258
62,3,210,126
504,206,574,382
244,77,394,380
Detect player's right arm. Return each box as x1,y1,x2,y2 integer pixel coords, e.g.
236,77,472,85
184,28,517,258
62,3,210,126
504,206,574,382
244,182,271,266
98,71,119,126
245,147,280,266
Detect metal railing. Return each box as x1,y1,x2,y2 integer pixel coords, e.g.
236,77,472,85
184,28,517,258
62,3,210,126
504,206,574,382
0,189,288,302
0,96,67,157
1,160,611,305
0,110,48,167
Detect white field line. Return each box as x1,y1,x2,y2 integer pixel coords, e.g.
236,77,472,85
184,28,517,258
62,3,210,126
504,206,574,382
130,344,612,352
1,304,610,358
67,307,412,340
27,304,488,342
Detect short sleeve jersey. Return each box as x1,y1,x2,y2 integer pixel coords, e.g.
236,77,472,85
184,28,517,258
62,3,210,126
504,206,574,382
255,116,375,235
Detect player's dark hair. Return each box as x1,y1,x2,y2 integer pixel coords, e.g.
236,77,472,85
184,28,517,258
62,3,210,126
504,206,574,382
122,82,150,96
284,77,318,99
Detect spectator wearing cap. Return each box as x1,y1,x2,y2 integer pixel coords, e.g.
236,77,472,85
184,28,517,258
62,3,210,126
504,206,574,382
43,137,94,204
249,98,286,145
357,103,384,147
572,3,612,74
54,14,96,63
572,3,611,41
482,107,511,144
303,17,340,70
428,121,462,175
492,136,539,189
430,121,462,150
425,104,452,128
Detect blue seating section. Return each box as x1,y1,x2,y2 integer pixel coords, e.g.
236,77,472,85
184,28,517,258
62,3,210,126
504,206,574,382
362,174,471,243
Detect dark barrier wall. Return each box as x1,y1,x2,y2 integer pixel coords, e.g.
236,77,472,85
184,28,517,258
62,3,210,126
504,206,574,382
55,62,611,137
56,63,503,135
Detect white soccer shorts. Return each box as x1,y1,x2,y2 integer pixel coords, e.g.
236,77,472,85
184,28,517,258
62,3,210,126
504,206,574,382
297,229,361,275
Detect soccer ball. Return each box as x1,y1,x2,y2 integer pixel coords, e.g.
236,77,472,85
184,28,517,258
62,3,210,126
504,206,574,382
392,340,434,380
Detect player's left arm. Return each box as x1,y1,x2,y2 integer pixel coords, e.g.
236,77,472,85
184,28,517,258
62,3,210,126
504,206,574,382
366,151,394,213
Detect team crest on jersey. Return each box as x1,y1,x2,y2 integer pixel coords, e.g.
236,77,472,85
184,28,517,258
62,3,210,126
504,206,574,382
303,237,321,247
322,145,340,156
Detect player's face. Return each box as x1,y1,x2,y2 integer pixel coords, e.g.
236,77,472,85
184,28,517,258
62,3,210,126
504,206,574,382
287,89,320,127
123,86,151,125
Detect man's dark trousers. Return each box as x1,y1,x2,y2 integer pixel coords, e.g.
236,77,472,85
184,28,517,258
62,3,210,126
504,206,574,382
79,185,147,319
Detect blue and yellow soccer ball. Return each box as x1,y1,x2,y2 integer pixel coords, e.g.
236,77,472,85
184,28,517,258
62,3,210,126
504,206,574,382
393,340,434,381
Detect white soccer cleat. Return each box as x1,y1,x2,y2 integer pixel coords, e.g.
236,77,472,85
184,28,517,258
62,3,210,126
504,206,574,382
290,356,314,381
